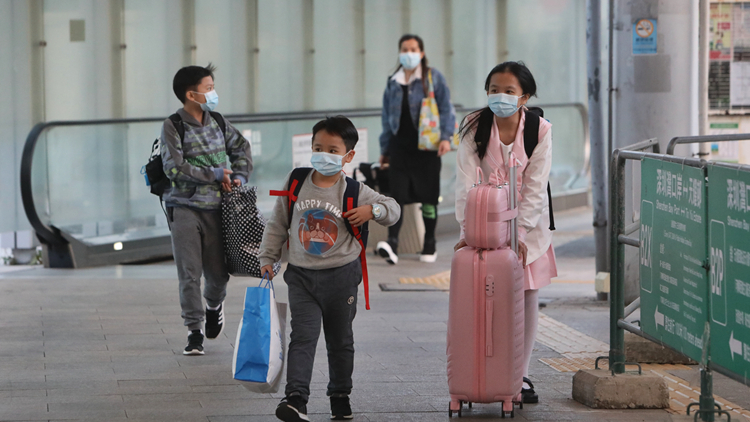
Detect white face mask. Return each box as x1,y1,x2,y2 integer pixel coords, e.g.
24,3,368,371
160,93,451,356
488,93,522,118
192,90,219,112
399,52,421,70
311,151,350,176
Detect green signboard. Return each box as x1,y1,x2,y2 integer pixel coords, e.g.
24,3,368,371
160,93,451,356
640,158,708,362
707,165,750,380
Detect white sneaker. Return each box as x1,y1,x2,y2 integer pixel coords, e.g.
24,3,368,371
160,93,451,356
419,252,438,263
376,241,398,265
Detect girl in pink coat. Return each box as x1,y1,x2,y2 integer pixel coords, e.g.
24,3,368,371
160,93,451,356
455,61,557,404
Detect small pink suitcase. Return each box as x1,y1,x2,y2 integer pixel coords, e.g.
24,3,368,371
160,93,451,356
447,157,524,418
464,168,518,250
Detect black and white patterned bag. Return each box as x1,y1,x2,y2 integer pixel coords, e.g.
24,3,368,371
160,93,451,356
222,185,281,278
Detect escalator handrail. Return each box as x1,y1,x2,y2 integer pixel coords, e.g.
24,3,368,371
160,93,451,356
20,103,587,245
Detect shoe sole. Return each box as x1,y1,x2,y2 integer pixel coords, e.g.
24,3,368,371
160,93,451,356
419,253,437,263
276,404,310,422
183,349,205,356
331,414,354,420
376,242,398,265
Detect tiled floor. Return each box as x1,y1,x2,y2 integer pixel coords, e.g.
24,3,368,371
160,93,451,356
0,207,743,421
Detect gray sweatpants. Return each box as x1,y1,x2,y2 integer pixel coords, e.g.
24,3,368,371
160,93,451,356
284,259,361,403
168,206,229,331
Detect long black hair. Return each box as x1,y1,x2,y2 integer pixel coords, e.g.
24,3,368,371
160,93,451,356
458,61,538,159
394,34,429,95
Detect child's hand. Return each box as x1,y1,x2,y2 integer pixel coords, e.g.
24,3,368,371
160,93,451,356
221,169,233,192
343,205,374,227
260,265,275,280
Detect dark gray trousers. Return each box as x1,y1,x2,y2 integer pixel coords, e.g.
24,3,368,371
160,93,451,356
168,206,229,331
284,259,361,402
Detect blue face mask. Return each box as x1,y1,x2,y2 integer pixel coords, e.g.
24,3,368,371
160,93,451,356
399,52,421,70
311,151,349,176
193,90,219,112
488,93,522,118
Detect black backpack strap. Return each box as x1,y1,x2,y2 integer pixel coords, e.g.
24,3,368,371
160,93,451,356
523,109,540,159
342,176,370,310
342,177,369,246
208,111,227,137
547,184,555,231
522,109,555,231
269,167,313,228
168,113,185,141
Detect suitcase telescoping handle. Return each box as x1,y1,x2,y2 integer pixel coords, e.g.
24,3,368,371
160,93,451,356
508,152,519,256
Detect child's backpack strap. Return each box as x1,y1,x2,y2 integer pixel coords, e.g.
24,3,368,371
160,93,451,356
270,167,313,248
208,111,227,138
342,176,370,310
522,109,556,231
168,113,185,141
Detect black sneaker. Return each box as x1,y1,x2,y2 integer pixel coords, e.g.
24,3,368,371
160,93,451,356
377,238,399,265
330,395,353,420
183,330,204,355
420,238,437,263
205,302,225,339
276,396,310,422
522,377,539,403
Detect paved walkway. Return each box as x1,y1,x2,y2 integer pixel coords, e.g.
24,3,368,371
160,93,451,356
0,207,744,421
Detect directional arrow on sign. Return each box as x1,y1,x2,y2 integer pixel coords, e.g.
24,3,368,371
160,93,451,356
655,306,665,329
729,331,743,361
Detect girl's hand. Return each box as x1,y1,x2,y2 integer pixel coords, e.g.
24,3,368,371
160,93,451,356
343,206,374,227
518,240,528,268
454,239,467,251
260,265,275,280
437,140,452,157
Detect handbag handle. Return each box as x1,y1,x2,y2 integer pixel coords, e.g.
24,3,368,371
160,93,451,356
258,272,276,297
475,167,484,185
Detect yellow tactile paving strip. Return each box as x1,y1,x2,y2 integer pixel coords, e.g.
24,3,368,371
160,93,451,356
399,270,451,289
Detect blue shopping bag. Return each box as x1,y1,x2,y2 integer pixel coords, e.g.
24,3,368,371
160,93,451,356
232,276,287,393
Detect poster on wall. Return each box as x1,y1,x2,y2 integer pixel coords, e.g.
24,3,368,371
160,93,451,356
291,129,368,178
730,61,750,106
708,122,740,162
632,19,658,55
711,3,733,61
733,3,750,61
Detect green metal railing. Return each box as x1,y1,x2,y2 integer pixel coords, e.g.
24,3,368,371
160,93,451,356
608,135,750,422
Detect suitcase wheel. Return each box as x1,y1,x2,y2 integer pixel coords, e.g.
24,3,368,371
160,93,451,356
449,400,462,417
501,400,514,418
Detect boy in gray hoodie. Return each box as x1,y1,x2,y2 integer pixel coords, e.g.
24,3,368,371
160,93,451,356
161,64,252,355
259,116,400,421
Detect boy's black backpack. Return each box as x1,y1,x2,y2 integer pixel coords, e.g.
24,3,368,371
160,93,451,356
523,107,555,231
270,167,371,310
144,111,227,197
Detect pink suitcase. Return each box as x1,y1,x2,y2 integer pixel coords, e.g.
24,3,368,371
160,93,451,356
464,168,518,250
447,157,524,418
446,247,525,417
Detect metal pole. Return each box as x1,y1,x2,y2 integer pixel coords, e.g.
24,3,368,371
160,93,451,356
699,368,715,422
588,0,609,276
698,0,710,158
609,150,626,374
698,0,711,159
607,0,615,170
